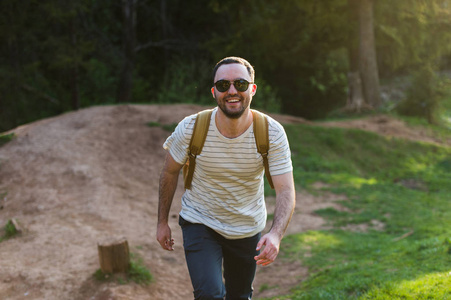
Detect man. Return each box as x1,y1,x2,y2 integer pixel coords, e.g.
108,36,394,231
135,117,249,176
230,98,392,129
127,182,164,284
157,56,295,300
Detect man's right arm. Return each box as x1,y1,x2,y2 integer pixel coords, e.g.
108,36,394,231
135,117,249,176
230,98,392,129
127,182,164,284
157,152,184,251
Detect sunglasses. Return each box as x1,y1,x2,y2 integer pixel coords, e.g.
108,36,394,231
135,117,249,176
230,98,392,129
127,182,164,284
214,79,253,93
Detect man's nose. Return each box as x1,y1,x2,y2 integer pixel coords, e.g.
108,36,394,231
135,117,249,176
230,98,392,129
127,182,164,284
228,83,238,94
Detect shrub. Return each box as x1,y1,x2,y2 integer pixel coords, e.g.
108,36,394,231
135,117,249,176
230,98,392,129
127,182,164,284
397,64,449,124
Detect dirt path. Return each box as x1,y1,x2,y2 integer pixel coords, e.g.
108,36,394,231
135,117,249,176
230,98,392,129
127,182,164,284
0,105,447,300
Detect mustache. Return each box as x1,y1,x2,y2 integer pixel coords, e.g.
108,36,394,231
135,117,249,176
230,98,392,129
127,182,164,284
224,94,244,101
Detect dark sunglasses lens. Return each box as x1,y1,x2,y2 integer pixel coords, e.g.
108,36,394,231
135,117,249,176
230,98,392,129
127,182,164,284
215,80,231,92
234,80,249,92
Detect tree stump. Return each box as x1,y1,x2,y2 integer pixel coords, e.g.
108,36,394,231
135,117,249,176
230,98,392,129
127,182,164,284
10,218,22,234
97,237,130,273
347,72,364,112
344,71,373,113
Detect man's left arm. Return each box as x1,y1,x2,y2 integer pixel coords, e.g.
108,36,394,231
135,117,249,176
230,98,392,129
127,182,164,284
254,171,295,266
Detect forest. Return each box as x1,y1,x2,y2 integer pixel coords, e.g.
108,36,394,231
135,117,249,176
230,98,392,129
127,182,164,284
1,0,451,132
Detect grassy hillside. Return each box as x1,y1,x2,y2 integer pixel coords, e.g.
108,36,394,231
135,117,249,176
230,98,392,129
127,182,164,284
270,123,451,299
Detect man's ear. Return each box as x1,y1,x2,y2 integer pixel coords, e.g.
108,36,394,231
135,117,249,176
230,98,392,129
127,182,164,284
251,84,257,96
211,87,215,98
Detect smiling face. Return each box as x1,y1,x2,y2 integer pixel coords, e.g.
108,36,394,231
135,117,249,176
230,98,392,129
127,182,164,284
211,63,257,119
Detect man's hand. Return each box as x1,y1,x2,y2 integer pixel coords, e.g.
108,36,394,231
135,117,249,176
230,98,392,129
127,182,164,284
254,232,281,266
254,172,295,267
157,153,182,251
157,223,175,251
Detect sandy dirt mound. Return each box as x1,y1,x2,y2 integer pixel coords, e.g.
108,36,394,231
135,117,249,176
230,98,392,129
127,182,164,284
0,104,202,300
0,104,447,300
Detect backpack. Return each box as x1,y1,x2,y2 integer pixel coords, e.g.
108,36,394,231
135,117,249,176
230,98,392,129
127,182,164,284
183,109,274,190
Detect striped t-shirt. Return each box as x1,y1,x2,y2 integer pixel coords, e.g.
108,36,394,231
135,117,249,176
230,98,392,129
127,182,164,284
163,107,293,239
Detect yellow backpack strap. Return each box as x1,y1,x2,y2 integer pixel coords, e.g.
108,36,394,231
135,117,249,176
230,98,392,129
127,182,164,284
183,109,213,190
252,110,274,189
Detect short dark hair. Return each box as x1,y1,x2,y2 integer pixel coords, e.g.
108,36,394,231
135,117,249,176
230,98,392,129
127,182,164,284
212,57,255,83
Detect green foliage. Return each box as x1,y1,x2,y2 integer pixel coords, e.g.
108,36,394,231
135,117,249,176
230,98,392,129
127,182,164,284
268,122,451,299
162,124,178,132
206,0,350,119
376,0,451,76
4,220,18,238
146,121,161,127
0,133,14,147
2,0,451,130
0,0,108,131
397,64,450,124
93,269,109,282
128,255,153,284
252,78,281,113
155,58,212,105
438,79,451,128
146,120,178,132
0,220,19,243
81,59,117,105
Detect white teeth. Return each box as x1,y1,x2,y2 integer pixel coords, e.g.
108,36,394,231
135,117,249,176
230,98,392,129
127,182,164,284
227,99,240,103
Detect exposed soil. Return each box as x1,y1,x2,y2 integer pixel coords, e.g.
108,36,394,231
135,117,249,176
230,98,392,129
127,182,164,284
0,104,448,300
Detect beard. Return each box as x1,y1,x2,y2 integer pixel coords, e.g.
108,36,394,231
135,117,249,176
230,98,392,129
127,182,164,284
216,94,251,119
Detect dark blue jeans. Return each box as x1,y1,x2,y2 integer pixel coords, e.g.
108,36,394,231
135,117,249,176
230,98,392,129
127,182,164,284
179,216,261,300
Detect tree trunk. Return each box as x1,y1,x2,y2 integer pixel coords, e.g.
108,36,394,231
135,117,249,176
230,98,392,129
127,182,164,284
117,0,137,103
346,72,364,112
97,237,130,273
71,17,79,110
160,0,170,64
358,0,381,108
346,0,363,111
348,0,360,73
70,67,79,110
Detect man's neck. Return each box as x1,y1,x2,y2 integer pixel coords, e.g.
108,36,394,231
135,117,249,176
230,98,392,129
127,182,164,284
215,108,253,139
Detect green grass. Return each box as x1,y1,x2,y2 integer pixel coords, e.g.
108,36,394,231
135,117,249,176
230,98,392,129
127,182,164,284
146,121,161,127
0,220,19,242
267,213,274,221
438,85,451,129
94,253,153,285
266,123,451,299
396,114,451,142
146,121,178,132
128,254,153,284
260,283,279,293
0,133,14,147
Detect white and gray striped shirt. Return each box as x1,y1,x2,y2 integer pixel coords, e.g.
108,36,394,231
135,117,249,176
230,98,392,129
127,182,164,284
163,108,293,239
